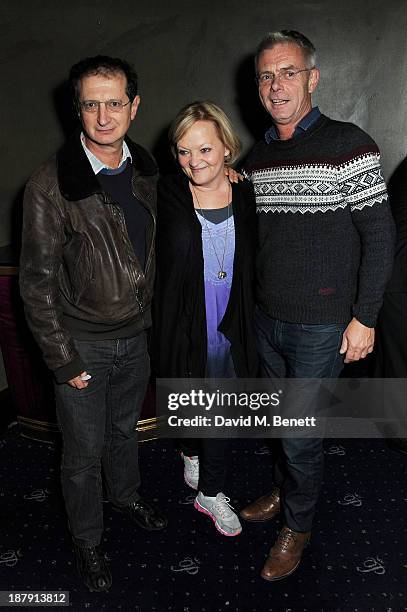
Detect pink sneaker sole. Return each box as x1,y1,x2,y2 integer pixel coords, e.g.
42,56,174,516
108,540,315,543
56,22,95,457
194,499,242,537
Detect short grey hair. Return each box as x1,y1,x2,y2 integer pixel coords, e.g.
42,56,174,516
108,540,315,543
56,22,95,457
255,30,317,75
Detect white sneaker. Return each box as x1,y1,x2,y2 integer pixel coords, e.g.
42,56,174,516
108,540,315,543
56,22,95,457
194,492,242,536
181,453,199,490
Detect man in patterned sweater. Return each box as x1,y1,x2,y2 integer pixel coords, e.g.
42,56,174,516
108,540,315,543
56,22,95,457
240,30,395,581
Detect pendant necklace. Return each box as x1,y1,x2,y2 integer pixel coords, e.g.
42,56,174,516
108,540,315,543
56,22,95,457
191,182,231,280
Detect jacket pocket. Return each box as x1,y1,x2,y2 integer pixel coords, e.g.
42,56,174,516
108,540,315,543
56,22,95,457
60,232,93,304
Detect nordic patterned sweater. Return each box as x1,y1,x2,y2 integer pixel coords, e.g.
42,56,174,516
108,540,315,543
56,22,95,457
244,113,395,327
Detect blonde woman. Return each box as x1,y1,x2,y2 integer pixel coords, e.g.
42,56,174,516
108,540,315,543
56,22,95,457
154,101,257,536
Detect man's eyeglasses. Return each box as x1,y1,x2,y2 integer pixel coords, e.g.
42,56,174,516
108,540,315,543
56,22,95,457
79,99,132,113
257,67,314,86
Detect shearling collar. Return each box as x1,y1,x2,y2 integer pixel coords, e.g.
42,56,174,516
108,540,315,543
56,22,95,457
57,129,157,201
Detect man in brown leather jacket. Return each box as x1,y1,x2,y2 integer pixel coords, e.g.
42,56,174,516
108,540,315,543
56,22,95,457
19,55,167,593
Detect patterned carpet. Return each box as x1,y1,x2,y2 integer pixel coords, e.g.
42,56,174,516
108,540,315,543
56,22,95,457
1,425,406,611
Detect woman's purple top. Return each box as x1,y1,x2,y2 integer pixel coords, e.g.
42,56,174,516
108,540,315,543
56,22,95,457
195,206,235,378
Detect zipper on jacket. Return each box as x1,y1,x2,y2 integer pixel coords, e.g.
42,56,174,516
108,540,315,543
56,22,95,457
107,200,144,311
131,180,156,279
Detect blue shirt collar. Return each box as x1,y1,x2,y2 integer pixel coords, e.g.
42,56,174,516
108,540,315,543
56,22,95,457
265,106,321,143
80,132,132,174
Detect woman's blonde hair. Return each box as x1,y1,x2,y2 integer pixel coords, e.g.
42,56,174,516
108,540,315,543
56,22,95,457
169,100,241,167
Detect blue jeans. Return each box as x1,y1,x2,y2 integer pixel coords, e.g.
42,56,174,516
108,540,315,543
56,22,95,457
54,332,150,546
255,308,346,532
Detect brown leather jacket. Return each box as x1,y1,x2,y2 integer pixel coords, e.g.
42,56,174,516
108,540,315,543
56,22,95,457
19,132,157,383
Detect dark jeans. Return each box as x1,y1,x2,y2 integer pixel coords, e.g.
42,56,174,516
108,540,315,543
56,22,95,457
255,307,346,532
179,354,235,497
54,332,150,547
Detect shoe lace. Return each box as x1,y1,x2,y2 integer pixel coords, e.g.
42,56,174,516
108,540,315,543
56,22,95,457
270,488,280,503
214,494,235,518
82,547,104,571
184,455,199,476
278,528,296,552
189,458,199,476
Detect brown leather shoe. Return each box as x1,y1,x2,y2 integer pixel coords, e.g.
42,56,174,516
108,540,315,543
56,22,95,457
240,488,280,522
261,526,310,581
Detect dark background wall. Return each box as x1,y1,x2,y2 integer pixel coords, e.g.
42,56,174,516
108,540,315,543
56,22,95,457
2,0,407,246
1,0,406,386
